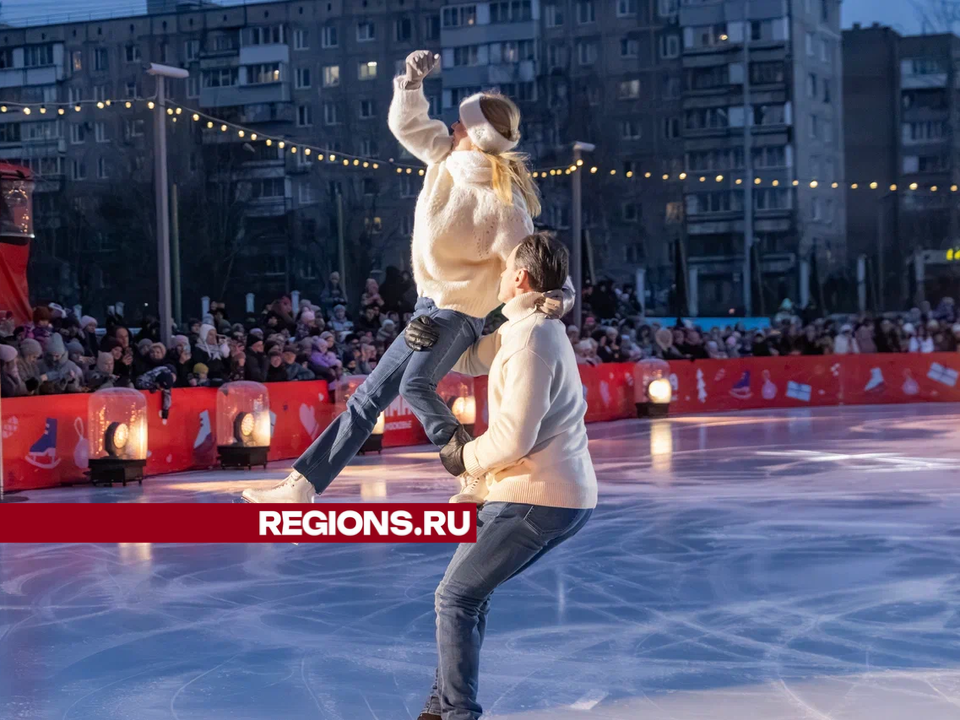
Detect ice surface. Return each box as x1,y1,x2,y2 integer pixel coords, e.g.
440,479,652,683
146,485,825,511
2,404,960,719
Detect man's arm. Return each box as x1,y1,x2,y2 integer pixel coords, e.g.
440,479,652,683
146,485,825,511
451,331,500,377
462,348,553,476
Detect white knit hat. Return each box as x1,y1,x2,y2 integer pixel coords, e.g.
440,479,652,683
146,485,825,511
459,93,519,154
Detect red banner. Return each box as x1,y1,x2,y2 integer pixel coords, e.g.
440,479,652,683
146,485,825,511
0,503,477,543
4,353,960,492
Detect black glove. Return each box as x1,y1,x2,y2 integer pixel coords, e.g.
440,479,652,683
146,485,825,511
440,424,473,477
405,315,440,351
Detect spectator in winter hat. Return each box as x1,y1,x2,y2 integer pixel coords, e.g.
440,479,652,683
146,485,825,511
17,337,43,394
296,308,318,340
85,351,117,391
30,306,54,345
376,318,397,345
833,325,859,355
329,304,353,335
192,363,210,385
282,343,315,381
0,344,25,398
66,339,88,371
566,325,580,346
77,315,99,356
39,333,83,394
575,339,602,366
244,334,268,383
360,278,384,312
265,345,287,382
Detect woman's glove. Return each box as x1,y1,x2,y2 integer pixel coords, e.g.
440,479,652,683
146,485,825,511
403,50,440,89
404,315,440,351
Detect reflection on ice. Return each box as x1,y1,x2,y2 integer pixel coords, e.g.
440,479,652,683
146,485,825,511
2,404,960,719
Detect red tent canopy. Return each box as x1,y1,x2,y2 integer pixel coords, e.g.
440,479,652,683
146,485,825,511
0,163,34,323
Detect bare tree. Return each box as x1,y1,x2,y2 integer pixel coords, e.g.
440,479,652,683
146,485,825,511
912,0,960,33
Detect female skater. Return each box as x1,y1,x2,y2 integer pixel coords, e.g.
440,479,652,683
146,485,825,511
242,50,569,504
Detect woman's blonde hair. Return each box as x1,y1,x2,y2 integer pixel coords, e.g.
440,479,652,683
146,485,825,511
477,93,541,217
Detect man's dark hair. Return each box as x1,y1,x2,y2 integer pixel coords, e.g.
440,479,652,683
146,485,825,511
514,231,568,292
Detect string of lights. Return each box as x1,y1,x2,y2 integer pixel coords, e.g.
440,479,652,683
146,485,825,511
0,96,955,194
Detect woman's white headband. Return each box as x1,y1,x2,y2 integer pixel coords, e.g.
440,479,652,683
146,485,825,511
459,93,520,154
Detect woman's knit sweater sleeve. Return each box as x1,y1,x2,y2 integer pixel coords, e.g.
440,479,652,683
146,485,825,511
387,78,453,166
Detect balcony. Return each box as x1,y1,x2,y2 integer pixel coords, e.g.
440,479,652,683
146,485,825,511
0,65,63,89
240,102,294,125
245,197,288,217
239,44,289,67
200,82,291,109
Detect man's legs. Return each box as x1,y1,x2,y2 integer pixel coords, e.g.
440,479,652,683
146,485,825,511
421,502,593,720
399,307,484,448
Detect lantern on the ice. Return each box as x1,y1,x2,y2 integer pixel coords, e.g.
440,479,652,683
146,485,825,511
336,375,385,454
216,381,271,469
439,373,476,435
87,388,148,486
634,358,672,418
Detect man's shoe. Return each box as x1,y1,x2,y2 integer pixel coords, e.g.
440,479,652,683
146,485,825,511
450,473,488,504
241,470,314,504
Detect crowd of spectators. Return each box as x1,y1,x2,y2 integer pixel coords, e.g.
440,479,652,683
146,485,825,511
1,269,958,399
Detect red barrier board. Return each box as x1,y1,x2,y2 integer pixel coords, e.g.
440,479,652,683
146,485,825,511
0,503,477,543
3,353,959,492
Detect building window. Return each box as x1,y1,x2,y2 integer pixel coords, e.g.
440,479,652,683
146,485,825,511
159,42,170,63
400,216,414,236
429,94,441,114
94,85,108,102
577,41,597,65
299,182,316,204
97,156,108,179
359,99,376,118
489,1,533,22
805,31,815,56
621,119,641,139
622,202,639,222
750,61,785,84
810,114,818,139
294,29,309,50
425,14,441,40
751,146,787,168
663,117,680,138
807,73,817,99
618,79,640,99
357,22,376,42
70,124,85,144
453,46,480,66
323,65,340,87
125,118,145,138
685,107,729,130
247,63,281,85
95,121,108,143
659,35,680,59
358,60,378,80
322,25,338,48
617,0,637,17
395,16,413,42
903,120,947,143
588,85,601,105
71,50,83,72
498,82,537,102
754,103,787,125
186,76,200,98
72,160,86,181
184,39,199,61
399,174,417,197
501,40,536,63
0,123,20,143
545,4,564,27
323,102,339,125
252,178,285,199
204,68,239,87
363,179,379,197
125,81,137,98
297,104,313,127
24,44,55,68
820,37,829,63
0,49,13,70
663,76,681,99
295,67,311,89
125,45,141,63
577,1,596,24
658,0,678,17
547,44,567,68
621,37,639,58
94,47,109,71
360,138,378,157
245,26,284,46
442,6,477,27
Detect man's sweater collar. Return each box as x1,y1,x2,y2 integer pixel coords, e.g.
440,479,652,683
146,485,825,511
502,292,542,322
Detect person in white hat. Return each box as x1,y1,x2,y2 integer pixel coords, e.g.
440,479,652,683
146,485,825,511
242,50,572,505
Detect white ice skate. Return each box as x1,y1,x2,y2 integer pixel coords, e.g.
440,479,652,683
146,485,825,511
241,470,315,504
450,474,488,505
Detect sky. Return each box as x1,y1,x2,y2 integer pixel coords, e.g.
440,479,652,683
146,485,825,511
0,0,928,35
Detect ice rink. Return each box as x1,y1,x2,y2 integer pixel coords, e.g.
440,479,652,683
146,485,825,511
2,404,960,719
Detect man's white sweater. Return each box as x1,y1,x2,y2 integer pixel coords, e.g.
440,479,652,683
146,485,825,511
387,79,535,319
453,292,598,510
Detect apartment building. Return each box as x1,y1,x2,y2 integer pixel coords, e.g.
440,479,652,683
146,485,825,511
678,0,845,314
843,25,960,309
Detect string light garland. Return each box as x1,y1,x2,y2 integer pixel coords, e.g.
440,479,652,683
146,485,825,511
0,97,953,196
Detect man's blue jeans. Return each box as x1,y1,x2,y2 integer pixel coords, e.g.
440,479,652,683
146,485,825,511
293,297,484,493
423,502,593,720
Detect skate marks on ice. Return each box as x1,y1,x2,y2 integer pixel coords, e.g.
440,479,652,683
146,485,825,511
2,404,960,718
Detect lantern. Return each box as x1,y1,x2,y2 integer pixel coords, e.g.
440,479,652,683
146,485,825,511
216,381,271,469
336,375,385,454
88,388,148,486
634,358,672,418
438,373,476,435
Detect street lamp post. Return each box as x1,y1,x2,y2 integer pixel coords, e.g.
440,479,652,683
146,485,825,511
571,141,595,325
146,63,189,347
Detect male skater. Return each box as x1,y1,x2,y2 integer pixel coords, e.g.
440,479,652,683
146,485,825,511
405,232,597,720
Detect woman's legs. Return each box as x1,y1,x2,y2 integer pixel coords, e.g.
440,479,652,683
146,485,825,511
422,502,593,720
399,307,484,447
